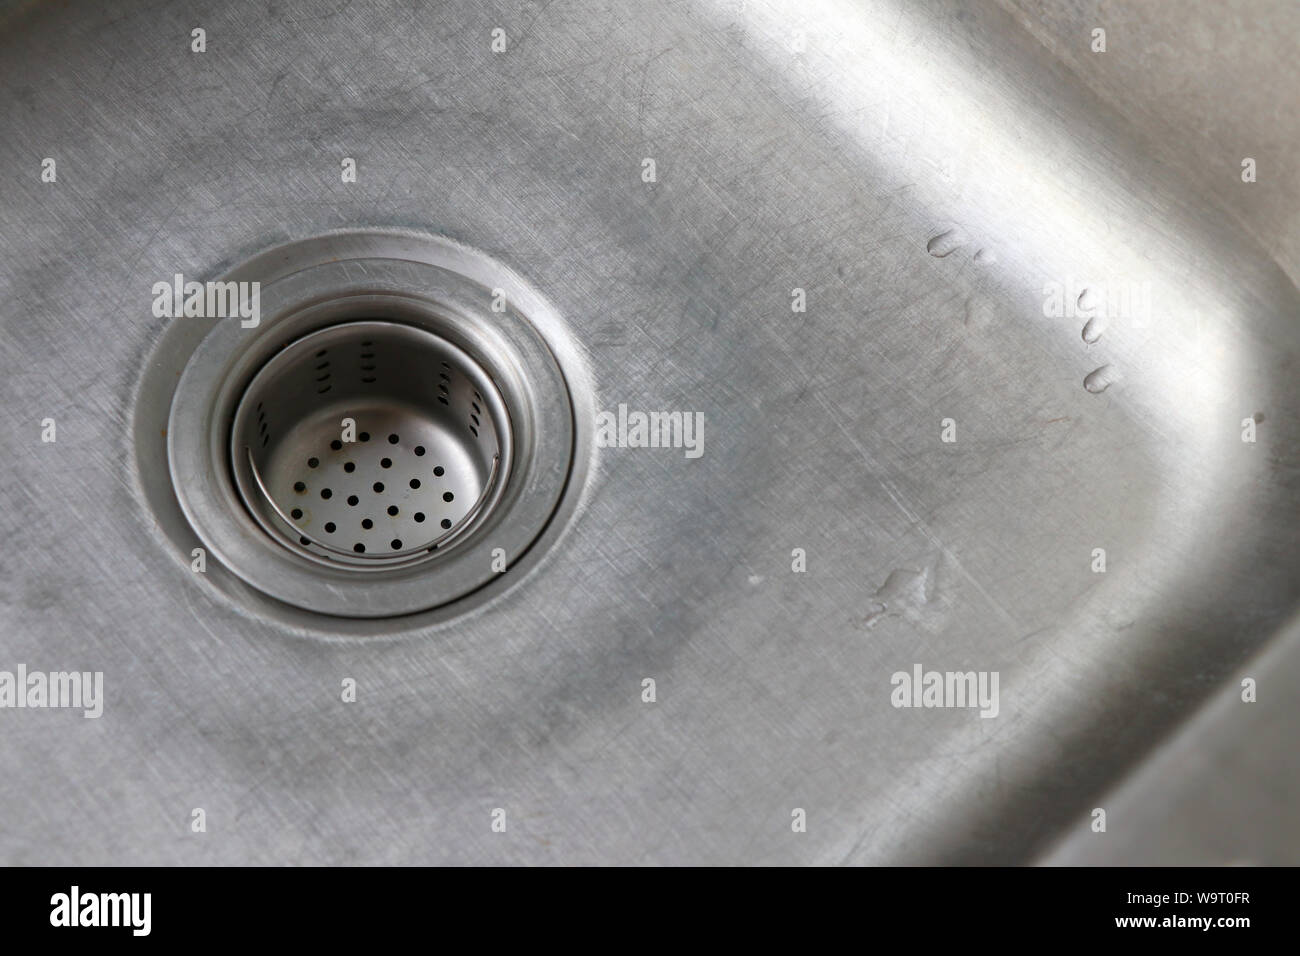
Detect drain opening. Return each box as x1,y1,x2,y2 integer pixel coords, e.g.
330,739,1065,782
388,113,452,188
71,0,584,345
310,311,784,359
160,231,588,621
230,321,511,569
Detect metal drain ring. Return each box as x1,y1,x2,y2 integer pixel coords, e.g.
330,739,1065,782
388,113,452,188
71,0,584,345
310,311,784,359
166,235,585,620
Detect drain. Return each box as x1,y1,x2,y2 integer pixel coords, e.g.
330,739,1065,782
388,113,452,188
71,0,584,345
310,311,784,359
159,231,589,621
232,322,510,566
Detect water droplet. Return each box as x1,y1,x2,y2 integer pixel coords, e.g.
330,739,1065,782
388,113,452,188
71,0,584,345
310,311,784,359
1081,313,1107,344
1084,364,1119,393
863,558,941,628
926,227,969,258
1077,287,1098,314
973,247,998,264
863,601,888,628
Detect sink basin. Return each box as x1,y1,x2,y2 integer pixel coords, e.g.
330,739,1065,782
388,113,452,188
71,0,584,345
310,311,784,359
2,0,1297,864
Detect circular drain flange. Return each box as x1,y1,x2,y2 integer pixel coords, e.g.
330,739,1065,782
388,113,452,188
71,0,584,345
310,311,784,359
163,231,587,620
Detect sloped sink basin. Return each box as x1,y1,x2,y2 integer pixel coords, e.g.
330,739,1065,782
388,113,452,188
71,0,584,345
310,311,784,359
1,0,1297,864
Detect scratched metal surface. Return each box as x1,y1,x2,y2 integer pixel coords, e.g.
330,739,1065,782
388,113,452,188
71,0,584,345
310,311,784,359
0,0,1297,864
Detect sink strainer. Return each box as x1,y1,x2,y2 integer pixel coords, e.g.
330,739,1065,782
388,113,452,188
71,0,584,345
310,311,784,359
161,230,589,622
231,322,511,566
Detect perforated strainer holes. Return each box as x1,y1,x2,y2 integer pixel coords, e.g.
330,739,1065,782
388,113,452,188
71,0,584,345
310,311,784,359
314,350,333,395
359,340,377,384
230,320,511,568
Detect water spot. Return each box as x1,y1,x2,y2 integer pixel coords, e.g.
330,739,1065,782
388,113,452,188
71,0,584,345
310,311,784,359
1076,287,1098,315
973,247,997,264
863,601,889,628
1253,411,1265,423
863,554,944,629
1084,364,1119,393
1081,313,1107,344
926,228,969,258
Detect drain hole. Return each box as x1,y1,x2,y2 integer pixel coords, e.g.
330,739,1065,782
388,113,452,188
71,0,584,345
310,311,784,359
354,543,365,553
361,518,374,530
409,478,421,489
307,457,319,468
414,512,426,522
388,433,399,444
380,457,392,468
344,462,356,473
391,539,403,550
293,481,306,492
331,439,342,450
320,488,332,499
291,508,303,520
347,495,359,506
443,492,454,502
433,466,444,477
440,518,452,529
359,432,370,442
414,446,426,456
387,505,399,516
373,481,385,493
324,522,336,533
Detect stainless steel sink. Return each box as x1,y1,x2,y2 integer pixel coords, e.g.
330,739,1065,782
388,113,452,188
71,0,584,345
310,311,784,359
2,0,1297,865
